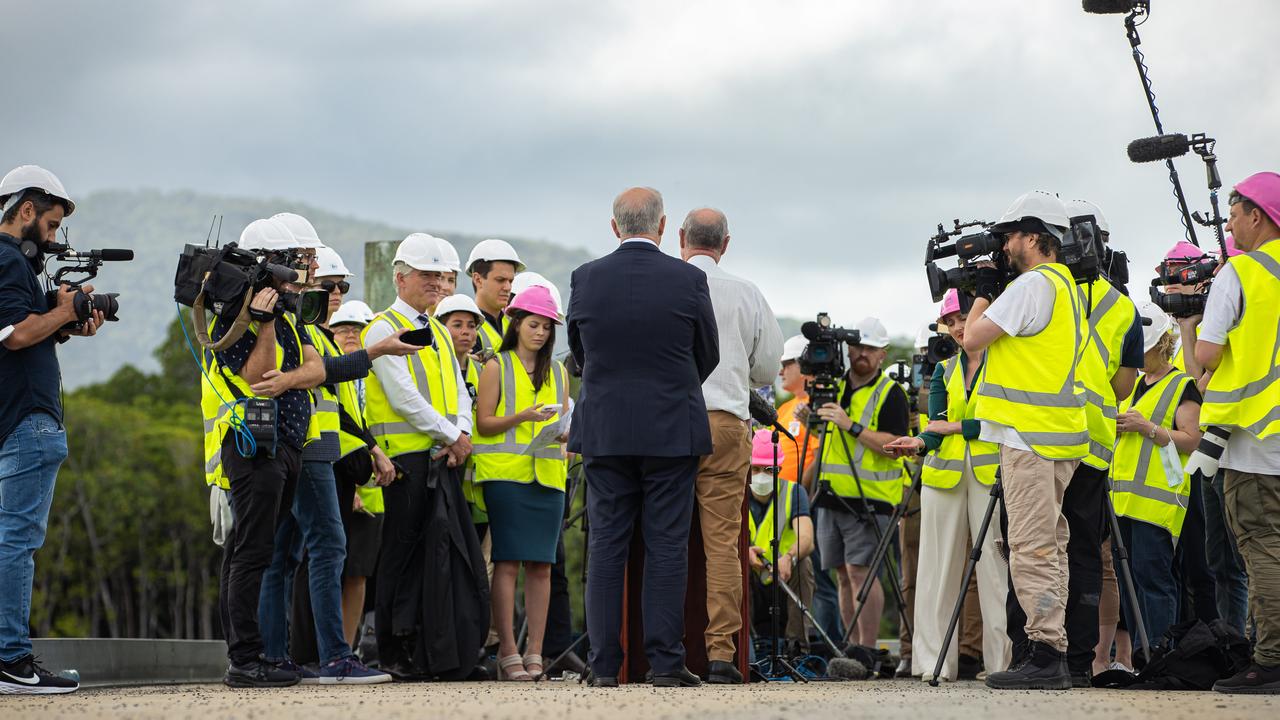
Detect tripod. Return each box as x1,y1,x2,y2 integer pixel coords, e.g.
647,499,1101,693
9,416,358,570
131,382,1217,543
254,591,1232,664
756,429,807,682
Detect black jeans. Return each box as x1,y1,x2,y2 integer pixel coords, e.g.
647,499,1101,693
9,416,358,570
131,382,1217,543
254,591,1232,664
218,439,302,665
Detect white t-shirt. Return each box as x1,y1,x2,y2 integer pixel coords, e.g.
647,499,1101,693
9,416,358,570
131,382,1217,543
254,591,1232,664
978,271,1058,451
1198,255,1280,474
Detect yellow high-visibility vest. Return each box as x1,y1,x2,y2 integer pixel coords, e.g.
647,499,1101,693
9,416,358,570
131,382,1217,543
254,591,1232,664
477,314,508,355
922,355,1000,489
360,307,461,457
1076,278,1138,470
472,353,569,501
748,482,798,584
1200,242,1280,439
459,358,488,522
304,325,341,449
817,373,909,506
1110,369,1194,537
974,263,1089,460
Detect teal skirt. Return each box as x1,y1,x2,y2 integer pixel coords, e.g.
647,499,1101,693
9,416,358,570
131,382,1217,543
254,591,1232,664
482,481,564,563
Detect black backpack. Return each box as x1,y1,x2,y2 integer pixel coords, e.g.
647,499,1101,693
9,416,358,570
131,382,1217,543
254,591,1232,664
1096,619,1251,690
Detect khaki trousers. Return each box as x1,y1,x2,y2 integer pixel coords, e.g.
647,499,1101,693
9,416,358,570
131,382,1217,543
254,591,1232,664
1223,469,1280,666
1001,446,1076,653
697,411,752,662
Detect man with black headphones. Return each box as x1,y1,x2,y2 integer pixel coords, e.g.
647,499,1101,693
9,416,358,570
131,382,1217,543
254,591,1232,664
0,165,103,695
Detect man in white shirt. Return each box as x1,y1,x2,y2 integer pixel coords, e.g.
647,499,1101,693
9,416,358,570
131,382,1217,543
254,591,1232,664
679,208,783,684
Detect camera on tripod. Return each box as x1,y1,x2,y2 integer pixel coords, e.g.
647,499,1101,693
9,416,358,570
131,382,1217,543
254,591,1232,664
42,240,133,332
175,242,327,327
798,313,860,428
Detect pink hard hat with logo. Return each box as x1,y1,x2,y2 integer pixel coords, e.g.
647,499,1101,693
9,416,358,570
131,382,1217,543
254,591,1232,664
939,289,962,318
750,429,777,467
1234,171,1280,230
505,284,562,324
1163,240,1207,263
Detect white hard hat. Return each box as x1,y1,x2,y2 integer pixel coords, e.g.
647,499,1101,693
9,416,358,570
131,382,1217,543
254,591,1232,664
434,293,485,322
314,246,352,278
330,300,375,327
271,212,324,249
1064,199,1109,234
239,218,301,251
0,165,75,216
914,323,934,351
511,271,563,316
780,334,808,363
853,317,891,348
992,190,1070,240
394,233,461,273
1137,300,1174,354
466,238,526,275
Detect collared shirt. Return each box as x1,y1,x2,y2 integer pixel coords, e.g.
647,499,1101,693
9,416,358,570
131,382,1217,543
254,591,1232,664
0,234,61,444
621,237,659,247
363,297,473,443
686,254,783,420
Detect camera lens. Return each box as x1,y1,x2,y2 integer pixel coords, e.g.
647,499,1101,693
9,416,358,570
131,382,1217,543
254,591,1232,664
89,293,120,322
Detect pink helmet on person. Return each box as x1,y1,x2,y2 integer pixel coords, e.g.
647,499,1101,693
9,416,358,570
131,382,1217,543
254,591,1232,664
939,289,962,318
750,428,778,467
504,284,562,324
1164,240,1207,263
1233,171,1280,230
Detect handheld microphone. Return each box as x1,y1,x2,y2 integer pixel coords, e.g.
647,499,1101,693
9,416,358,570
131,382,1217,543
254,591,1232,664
1127,134,1192,163
749,391,796,442
1082,0,1139,14
58,248,135,262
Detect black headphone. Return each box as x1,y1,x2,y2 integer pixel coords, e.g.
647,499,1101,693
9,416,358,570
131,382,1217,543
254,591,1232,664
1,190,45,261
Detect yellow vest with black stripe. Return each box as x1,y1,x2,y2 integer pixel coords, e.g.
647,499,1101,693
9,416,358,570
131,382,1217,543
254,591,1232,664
975,263,1089,460
360,307,461,457
477,314,508,354
472,353,569,498
922,355,999,488
817,373,909,505
304,325,341,450
1110,369,1193,537
749,483,798,584
458,358,488,522
1200,241,1280,439
200,315,310,489
1075,278,1137,470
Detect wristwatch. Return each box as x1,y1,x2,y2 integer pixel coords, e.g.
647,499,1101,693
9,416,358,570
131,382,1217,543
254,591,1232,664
849,421,865,437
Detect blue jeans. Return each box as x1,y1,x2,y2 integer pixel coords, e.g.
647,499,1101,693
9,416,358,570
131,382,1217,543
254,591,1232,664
0,413,68,662
1117,517,1178,652
259,460,350,664
808,542,845,649
1203,472,1249,634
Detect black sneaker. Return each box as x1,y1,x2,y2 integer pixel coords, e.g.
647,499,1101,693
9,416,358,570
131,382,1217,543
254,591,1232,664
0,655,79,695
1069,666,1092,689
224,658,301,688
1214,663,1280,695
272,657,320,685
957,654,983,681
985,641,1071,691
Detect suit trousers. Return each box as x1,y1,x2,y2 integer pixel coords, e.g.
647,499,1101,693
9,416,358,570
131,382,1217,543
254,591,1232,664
695,412,751,662
584,454,698,677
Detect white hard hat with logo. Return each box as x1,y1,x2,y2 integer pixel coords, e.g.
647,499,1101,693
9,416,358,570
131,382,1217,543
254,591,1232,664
780,334,808,363
0,165,75,216
511,271,563,316
1137,300,1174,353
992,190,1071,240
240,218,301,252
330,300,375,327
853,317,891,348
395,233,461,273
271,212,324,249
434,293,485,322
1064,198,1109,234
466,238,526,275
314,246,352,278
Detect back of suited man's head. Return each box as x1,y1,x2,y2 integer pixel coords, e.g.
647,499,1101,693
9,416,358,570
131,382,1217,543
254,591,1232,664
613,187,664,236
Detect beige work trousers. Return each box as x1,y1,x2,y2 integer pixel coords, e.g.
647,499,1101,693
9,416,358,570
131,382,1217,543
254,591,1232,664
697,411,752,662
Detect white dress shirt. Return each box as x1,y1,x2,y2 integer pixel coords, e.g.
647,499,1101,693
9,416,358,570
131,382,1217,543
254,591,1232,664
363,297,473,444
687,253,784,420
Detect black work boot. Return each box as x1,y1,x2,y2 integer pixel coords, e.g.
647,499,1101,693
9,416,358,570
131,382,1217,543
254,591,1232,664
985,641,1071,690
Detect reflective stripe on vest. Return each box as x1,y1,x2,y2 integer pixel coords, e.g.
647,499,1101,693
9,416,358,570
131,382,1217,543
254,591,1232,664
1076,278,1136,470
472,353,569,492
817,373,909,504
1110,370,1193,537
748,484,797,584
360,308,461,457
922,355,1000,489
303,325,342,449
1201,243,1280,439
477,315,507,354
974,263,1090,460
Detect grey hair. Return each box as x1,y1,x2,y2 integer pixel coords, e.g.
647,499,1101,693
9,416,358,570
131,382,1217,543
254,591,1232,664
681,208,728,250
612,187,664,236
393,261,413,280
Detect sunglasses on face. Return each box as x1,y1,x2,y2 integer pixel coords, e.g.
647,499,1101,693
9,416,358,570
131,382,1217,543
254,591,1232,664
320,279,351,294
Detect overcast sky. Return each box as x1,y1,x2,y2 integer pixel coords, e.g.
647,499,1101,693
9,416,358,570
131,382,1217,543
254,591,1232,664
6,0,1278,339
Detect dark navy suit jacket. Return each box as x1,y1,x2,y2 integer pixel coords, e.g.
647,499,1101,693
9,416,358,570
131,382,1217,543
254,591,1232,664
567,240,719,457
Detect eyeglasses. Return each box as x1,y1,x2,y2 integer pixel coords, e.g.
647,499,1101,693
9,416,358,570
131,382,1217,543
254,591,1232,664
753,466,781,475
320,279,351,294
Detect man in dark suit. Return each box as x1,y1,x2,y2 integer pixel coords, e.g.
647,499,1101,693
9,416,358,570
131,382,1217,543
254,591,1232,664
568,186,719,688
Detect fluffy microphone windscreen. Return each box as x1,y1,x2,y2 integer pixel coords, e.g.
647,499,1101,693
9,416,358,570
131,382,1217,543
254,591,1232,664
1127,134,1191,163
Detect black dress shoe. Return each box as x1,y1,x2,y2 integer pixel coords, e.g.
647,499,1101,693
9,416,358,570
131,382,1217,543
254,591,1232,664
653,667,702,688
380,660,428,681
957,654,982,681
707,660,742,684
583,669,618,687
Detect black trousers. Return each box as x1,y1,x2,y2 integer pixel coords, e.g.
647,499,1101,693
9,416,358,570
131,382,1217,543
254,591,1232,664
545,534,574,657
1176,472,1220,624
374,451,434,667
219,439,302,665
1007,462,1106,672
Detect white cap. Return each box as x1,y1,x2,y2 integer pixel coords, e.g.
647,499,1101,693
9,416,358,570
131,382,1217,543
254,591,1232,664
1137,300,1174,354
0,165,74,216
434,293,485,321
466,238,526,275
993,190,1070,240
511,271,563,316
780,334,808,362
1064,198,1109,234
330,300,375,327
239,218,300,251
271,212,324,249
853,317,891,348
394,233,461,273
314,246,352,278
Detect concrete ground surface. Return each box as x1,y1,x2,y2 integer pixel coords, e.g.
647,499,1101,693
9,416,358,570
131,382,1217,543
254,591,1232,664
3,679,1276,720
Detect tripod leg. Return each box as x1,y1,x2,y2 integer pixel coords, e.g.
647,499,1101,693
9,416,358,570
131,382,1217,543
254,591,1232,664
930,481,1000,687
836,494,913,647
1106,487,1152,664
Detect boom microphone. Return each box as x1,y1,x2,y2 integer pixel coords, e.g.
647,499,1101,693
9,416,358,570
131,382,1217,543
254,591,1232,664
1082,0,1138,13
1127,134,1191,163
59,248,135,262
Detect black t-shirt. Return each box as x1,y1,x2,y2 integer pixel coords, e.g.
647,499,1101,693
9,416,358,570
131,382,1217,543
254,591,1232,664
1119,307,1145,369
212,312,313,450
1133,370,1202,431
0,235,62,444
839,371,910,437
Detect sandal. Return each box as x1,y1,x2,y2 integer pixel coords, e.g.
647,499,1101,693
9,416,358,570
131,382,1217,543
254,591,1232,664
523,653,545,680
499,653,532,681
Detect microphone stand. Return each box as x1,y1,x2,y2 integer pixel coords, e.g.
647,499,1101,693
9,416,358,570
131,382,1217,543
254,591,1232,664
757,429,806,683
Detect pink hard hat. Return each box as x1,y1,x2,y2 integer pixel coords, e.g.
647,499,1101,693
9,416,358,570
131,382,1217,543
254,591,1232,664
750,428,777,467
939,289,962,318
1163,240,1207,263
505,284,562,324
1224,234,1244,257
1234,171,1280,230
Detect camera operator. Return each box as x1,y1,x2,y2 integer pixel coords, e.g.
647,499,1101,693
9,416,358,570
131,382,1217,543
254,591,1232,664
0,166,99,695
807,316,910,650
1190,172,1280,695
962,191,1087,690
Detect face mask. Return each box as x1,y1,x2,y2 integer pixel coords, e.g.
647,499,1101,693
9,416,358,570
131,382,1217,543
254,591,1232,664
750,473,775,497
